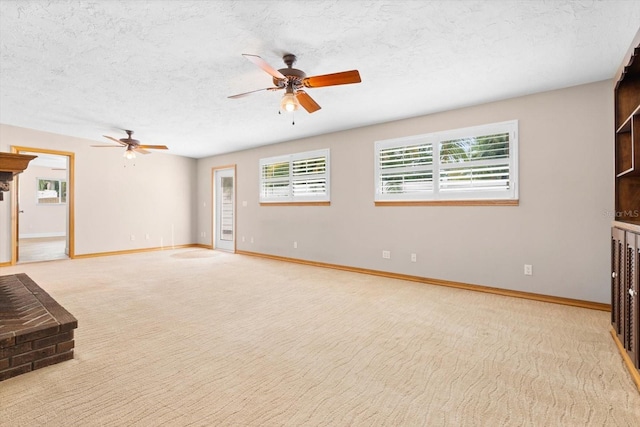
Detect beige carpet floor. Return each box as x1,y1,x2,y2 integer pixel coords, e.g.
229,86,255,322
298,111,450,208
0,248,639,426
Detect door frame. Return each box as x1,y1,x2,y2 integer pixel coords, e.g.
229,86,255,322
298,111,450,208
10,146,75,265
211,165,236,252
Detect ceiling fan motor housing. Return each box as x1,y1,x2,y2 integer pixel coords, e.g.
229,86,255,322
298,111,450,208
121,130,139,145
274,54,306,88
274,70,306,88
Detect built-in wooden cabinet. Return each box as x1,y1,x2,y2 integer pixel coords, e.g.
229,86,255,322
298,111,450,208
615,45,640,224
612,40,640,387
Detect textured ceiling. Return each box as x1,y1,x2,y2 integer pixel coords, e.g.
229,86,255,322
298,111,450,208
1,1,639,159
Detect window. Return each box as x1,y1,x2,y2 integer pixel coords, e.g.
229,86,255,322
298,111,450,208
37,178,67,204
374,120,518,203
260,149,330,203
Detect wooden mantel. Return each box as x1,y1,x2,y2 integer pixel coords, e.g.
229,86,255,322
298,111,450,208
0,152,37,201
0,152,37,173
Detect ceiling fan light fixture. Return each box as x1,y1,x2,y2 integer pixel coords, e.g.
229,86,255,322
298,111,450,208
280,92,299,112
124,147,136,159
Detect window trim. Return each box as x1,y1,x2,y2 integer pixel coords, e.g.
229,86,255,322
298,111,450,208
374,120,518,204
259,148,330,204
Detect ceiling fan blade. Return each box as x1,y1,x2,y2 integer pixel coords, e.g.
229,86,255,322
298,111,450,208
303,70,361,88
138,145,168,150
228,87,282,99
242,54,286,80
133,147,151,155
103,135,127,145
296,90,321,113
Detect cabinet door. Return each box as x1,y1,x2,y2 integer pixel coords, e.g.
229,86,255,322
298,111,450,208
636,235,640,369
625,231,639,368
612,228,625,339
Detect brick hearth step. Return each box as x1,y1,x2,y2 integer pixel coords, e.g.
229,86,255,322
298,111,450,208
0,273,77,381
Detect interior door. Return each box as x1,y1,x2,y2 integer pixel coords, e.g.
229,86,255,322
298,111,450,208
214,167,235,252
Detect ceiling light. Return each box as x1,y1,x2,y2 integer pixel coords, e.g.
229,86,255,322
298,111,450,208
123,148,136,159
280,92,299,112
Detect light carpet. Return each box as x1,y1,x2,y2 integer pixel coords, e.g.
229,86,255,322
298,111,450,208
0,248,638,426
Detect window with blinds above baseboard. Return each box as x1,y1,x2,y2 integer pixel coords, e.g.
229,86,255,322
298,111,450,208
260,149,330,204
374,120,518,204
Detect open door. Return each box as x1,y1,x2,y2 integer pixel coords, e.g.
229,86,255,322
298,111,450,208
10,146,75,265
212,166,235,252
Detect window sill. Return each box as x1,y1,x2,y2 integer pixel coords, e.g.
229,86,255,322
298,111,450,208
375,200,519,207
260,202,331,207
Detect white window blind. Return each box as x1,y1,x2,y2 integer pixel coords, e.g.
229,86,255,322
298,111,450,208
375,121,518,202
260,149,330,203
378,143,433,195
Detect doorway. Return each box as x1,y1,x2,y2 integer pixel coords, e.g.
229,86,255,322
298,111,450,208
10,146,75,264
212,166,235,252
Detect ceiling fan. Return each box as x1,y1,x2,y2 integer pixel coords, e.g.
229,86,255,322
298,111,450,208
228,53,361,114
91,130,168,159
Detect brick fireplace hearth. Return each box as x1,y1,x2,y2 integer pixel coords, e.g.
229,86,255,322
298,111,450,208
0,273,77,381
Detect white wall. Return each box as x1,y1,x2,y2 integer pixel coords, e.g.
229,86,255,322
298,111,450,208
18,165,67,238
197,80,614,303
0,81,614,303
0,125,197,261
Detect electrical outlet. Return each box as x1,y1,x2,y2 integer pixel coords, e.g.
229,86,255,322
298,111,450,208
293,241,298,249
411,253,417,262
251,237,254,243
524,264,533,276
242,236,245,242
130,235,135,241
382,250,391,259
145,234,150,240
